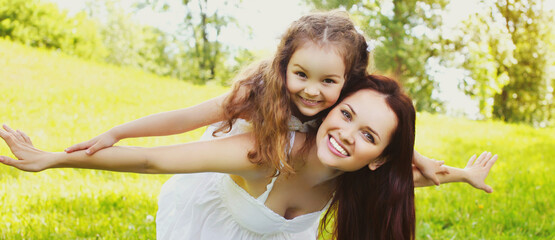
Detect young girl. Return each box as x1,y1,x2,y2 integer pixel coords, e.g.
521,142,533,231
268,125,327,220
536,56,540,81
0,75,497,239
64,11,445,183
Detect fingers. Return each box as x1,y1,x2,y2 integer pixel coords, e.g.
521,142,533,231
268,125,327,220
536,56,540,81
0,125,17,145
482,184,493,193
483,152,493,167
431,175,440,186
65,141,92,153
3,124,17,134
0,155,41,172
86,142,103,155
437,165,449,174
17,130,33,145
466,154,477,167
3,124,24,142
485,154,498,169
436,160,449,174
422,168,440,186
0,155,19,168
475,151,488,166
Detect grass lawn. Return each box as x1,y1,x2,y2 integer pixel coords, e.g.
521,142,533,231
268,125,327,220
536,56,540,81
1,39,554,239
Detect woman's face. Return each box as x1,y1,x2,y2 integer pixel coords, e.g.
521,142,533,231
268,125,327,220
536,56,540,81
286,42,346,118
316,89,398,172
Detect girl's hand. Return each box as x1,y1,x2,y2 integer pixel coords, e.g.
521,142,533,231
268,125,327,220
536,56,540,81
413,151,449,186
0,124,57,172
65,130,119,155
464,151,498,193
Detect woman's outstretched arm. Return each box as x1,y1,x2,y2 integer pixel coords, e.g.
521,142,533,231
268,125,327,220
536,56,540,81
414,152,498,193
0,125,260,177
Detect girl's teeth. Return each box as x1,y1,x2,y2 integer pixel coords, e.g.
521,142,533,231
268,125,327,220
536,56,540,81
330,136,348,156
302,97,317,103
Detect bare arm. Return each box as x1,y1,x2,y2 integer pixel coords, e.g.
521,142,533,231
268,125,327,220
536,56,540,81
414,152,498,193
111,94,228,138
66,93,229,154
0,125,262,177
412,150,448,186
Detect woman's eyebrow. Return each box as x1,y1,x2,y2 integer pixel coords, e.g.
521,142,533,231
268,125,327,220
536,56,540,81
346,103,356,116
346,103,381,141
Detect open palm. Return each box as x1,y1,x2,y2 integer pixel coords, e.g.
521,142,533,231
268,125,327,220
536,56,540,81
0,124,54,172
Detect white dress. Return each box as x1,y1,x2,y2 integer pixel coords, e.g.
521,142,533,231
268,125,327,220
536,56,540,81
156,119,324,240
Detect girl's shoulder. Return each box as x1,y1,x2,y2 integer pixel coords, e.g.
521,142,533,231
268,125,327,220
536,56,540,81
290,131,310,156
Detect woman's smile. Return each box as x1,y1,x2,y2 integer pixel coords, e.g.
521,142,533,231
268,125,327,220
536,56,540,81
328,135,349,157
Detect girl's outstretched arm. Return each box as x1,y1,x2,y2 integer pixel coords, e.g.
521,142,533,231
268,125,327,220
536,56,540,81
65,93,228,155
0,125,261,177
413,151,498,193
413,150,449,186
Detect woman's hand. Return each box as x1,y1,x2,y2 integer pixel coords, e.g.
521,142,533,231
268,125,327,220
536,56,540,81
0,124,58,172
65,130,119,155
463,151,498,193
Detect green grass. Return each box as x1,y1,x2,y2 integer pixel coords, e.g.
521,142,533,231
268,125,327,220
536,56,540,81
1,39,554,239
0,39,227,239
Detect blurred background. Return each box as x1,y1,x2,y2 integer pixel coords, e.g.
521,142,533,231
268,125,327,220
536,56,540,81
2,0,553,126
0,0,554,239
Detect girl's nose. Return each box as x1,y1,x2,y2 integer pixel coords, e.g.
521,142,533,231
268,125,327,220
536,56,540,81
303,86,319,97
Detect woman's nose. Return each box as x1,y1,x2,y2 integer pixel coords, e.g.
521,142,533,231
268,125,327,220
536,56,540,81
338,129,354,145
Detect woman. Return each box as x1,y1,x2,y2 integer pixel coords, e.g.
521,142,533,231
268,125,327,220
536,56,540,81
0,75,497,239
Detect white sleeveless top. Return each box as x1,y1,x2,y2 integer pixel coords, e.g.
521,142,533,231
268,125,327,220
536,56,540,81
156,119,325,239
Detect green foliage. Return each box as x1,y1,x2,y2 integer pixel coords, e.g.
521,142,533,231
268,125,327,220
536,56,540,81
2,37,555,239
491,0,552,125
139,0,243,84
0,0,106,60
0,0,248,86
459,10,515,119
305,0,448,112
87,0,175,77
179,0,240,84
457,0,553,126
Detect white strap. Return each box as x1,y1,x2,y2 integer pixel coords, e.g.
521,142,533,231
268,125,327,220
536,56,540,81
256,176,278,203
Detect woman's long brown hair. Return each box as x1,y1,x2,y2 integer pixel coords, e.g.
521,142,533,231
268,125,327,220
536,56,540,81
320,75,416,239
215,11,369,175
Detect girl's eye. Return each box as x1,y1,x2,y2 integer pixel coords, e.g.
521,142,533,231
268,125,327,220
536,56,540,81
296,72,307,78
341,109,351,120
363,131,375,143
323,78,335,84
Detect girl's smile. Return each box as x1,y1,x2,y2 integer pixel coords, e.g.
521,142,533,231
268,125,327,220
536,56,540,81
286,42,346,118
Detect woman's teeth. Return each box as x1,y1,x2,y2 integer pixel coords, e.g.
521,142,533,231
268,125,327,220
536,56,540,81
330,136,348,156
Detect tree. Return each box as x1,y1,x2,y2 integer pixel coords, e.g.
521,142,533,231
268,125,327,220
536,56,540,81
0,0,106,60
141,0,241,84
86,0,174,76
459,0,553,125
305,0,448,112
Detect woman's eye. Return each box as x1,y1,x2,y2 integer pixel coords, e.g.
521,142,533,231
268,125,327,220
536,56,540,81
341,109,351,120
296,72,307,78
323,78,335,84
363,131,375,143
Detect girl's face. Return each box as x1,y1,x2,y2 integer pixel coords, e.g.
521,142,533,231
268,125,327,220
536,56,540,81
286,42,346,119
316,89,398,172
